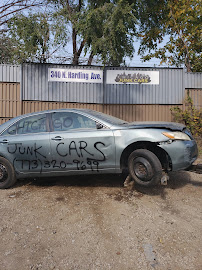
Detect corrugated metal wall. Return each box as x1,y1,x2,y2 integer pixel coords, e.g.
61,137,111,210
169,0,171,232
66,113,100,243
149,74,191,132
22,63,103,103
0,82,21,123
104,67,184,104
186,89,202,109
0,64,202,124
22,101,103,114
0,64,21,82
22,64,185,105
103,104,184,122
22,101,182,122
185,72,202,89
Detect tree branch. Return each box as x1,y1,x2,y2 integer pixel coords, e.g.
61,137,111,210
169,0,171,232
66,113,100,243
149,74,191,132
72,27,77,65
87,51,94,65
0,0,43,26
77,39,86,58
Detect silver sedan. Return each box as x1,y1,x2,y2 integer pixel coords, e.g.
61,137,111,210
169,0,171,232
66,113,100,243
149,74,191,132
0,109,198,188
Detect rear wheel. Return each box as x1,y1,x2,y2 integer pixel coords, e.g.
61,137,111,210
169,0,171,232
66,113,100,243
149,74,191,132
0,157,16,189
128,149,162,187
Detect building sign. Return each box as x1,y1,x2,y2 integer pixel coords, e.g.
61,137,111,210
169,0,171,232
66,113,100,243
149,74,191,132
48,68,103,83
106,70,159,85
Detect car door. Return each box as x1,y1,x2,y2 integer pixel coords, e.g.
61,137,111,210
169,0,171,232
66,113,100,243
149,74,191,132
0,113,52,175
49,111,116,174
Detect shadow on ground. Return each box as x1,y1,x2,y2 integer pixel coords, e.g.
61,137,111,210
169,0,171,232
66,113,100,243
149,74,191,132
14,169,201,194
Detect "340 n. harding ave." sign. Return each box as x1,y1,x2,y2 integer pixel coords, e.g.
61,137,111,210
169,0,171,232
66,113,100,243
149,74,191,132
48,68,103,83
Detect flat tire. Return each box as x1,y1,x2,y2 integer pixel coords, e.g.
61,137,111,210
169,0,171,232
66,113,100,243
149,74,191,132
128,149,162,187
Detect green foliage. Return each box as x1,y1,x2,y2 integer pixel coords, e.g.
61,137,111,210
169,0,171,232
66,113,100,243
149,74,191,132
171,96,202,138
7,13,50,63
47,0,137,65
0,33,14,64
1,0,201,68
137,0,202,72
79,0,136,65
1,0,137,65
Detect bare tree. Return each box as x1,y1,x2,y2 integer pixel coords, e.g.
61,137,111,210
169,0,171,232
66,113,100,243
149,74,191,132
0,0,43,31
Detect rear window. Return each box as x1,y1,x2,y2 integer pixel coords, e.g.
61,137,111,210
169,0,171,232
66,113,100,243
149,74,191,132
86,110,128,125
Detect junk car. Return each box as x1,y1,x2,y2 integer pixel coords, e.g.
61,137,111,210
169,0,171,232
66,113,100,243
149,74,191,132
0,109,198,188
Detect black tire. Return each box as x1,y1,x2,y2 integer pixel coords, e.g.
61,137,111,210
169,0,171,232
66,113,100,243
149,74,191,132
128,149,162,187
0,157,17,189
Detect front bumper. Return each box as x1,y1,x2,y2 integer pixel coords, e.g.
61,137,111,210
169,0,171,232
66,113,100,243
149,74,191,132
159,139,198,171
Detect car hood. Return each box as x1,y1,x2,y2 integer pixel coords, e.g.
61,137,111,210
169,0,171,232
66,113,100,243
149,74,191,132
125,121,186,131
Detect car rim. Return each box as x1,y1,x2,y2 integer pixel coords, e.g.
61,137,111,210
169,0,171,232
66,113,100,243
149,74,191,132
133,157,153,182
0,164,8,182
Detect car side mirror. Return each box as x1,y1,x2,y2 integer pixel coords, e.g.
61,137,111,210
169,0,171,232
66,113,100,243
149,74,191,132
96,122,103,129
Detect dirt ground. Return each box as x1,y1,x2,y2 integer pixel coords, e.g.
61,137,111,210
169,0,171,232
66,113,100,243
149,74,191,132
0,163,202,270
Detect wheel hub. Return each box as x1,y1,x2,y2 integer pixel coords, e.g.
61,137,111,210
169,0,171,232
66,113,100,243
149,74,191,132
0,164,8,182
134,157,154,181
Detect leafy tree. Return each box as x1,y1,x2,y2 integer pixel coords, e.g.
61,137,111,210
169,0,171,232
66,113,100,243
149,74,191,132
0,33,14,63
1,0,201,69
7,13,51,63
137,0,202,72
80,0,137,65
0,0,52,63
48,0,137,65
1,0,137,65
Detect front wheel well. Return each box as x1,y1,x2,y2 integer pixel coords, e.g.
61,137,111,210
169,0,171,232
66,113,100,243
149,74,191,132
120,141,172,171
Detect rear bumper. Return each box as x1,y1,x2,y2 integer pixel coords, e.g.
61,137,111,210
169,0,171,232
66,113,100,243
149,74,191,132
159,140,198,171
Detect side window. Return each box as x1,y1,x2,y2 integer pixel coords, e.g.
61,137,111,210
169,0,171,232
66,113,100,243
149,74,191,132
17,114,47,134
52,112,97,132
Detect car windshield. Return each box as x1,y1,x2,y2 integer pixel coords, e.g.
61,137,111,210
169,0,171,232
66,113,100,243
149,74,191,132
87,110,128,125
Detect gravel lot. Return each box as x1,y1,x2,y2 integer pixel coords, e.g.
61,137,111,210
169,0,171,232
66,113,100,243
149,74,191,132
0,167,202,270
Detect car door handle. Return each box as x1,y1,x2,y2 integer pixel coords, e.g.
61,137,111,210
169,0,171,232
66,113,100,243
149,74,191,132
0,139,9,144
51,136,64,141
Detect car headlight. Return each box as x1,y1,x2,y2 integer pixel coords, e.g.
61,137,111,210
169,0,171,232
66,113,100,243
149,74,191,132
162,131,191,141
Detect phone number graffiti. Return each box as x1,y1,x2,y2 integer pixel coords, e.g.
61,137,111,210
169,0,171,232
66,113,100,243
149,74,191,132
8,140,106,174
